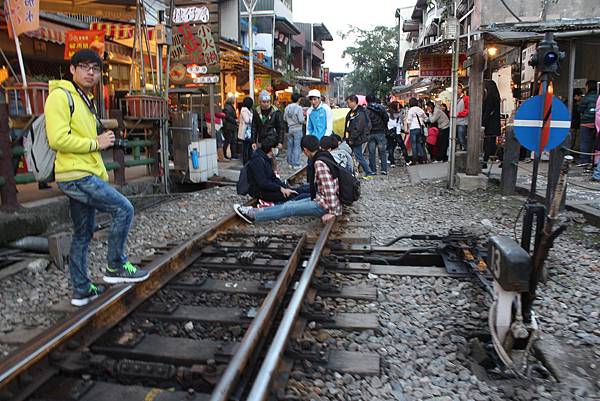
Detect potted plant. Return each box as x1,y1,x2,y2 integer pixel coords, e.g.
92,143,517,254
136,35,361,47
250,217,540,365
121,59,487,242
5,75,53,116
125,90,167,119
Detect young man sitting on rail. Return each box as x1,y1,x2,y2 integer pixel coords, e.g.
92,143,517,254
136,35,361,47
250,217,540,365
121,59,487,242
234,135,341,224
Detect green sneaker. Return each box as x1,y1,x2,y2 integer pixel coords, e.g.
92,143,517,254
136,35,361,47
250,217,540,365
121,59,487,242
103,262,149,284
71,283,105,307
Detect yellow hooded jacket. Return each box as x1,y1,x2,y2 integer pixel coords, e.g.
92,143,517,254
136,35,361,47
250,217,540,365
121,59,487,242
45,80,108,182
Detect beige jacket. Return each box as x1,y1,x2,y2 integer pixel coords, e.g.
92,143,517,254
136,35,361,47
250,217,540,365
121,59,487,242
238,107,253,140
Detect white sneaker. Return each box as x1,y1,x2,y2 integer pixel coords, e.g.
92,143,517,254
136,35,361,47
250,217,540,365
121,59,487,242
233,204,255,224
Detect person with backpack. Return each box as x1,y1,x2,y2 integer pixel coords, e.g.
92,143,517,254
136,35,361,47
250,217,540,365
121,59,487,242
238,96,254,164
233,135,344,224
344,95,375,178
45,49,149,306
578,79,598,167
365,95,389,175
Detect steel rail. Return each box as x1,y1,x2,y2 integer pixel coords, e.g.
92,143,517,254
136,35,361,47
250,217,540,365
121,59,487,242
247,219,336,401
209,234,307,401
0,168,307,398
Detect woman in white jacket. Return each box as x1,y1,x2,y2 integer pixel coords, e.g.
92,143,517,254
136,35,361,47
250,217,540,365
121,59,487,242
238,96,254,164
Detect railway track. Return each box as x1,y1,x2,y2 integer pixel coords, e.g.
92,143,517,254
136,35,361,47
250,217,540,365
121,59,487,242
0,164,553,400
0,169,385,401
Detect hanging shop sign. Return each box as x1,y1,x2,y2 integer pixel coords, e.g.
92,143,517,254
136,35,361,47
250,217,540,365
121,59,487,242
64,30,105,60
419,53,466,77
4,0,40,38
172,6,210,24
193,75,219,84
169,63,187,83
175,23,219,66
186,64,208,74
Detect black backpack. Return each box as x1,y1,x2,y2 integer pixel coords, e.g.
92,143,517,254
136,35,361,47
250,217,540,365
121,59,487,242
237,164,250,195
316,156,361,206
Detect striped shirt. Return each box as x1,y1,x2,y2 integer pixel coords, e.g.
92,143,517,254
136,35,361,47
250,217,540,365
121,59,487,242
314,160,342,216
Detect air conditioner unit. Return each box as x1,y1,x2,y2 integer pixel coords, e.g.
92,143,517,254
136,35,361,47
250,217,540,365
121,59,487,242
443,17,458,40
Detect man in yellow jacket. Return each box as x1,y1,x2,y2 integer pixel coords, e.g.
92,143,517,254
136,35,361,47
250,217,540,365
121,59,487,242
46,49,149,307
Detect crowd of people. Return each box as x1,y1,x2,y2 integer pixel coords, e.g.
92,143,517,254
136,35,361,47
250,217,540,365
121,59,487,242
230,88,472,226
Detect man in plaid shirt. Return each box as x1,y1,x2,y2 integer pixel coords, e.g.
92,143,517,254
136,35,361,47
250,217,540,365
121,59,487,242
234,136,341,223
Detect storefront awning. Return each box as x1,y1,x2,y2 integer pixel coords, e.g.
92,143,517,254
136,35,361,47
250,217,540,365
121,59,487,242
39,0,141,20
24,19,70,44
402,39,454,71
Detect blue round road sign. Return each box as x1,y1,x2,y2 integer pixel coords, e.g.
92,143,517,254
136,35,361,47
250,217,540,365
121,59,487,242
513,95,571,152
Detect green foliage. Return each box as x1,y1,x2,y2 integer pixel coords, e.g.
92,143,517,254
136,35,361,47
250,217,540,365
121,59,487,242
342,25,398,99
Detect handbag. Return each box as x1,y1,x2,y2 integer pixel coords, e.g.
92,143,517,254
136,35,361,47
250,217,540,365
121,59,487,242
426,127,439,145
416,114,427,137
244,125,252,140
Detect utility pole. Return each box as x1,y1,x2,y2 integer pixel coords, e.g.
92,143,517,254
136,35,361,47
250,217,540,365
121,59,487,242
243,0,258,99
448,1,460,188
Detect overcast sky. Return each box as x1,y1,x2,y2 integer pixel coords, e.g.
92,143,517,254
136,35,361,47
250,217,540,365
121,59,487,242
293,0,417,73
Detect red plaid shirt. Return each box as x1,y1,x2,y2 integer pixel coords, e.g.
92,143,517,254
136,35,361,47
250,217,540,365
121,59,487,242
314,160,342,216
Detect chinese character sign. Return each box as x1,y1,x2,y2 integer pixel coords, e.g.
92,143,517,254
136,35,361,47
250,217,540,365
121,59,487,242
176,23,206,64
64,30,105,60
4,0,39,38
196,25,219,66
172,6,210,24
419,53,467,77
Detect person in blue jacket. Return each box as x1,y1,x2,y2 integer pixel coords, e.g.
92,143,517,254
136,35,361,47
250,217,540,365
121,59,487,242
306,89,333,140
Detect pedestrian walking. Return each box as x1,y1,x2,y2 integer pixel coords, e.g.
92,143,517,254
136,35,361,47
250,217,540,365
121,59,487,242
222,96,239,159
426,101,450,162
307,89,333,140
365,95,389,175
578,80,598,167
405,97,428,164
344,95,375,178
481,80,501,166
45,49,149,306
456,83,469,150
283,93,305,168
238,96,254,164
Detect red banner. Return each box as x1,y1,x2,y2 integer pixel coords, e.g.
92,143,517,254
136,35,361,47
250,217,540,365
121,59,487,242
64,30,105,60
419,53,466,77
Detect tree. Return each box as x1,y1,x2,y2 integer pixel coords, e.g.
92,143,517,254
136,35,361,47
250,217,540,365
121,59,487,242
342,26,398,100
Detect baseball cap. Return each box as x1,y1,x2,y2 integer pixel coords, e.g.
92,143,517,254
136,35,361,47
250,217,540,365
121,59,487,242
70,49,103,67
308,89,321,99
259,90,271,101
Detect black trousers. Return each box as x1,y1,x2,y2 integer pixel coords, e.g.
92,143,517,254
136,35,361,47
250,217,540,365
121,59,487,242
223,130,237,158
483,134,498,162
437,128,450,161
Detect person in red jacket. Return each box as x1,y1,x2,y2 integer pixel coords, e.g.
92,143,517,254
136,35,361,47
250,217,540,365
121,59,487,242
456,83,469,150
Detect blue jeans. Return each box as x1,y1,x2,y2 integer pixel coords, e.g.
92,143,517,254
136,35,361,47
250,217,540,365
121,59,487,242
368,132,387,173
351,144,374,175
287,128,303,167
579,126,596,164
593,161,600,180
457,125,468,150
57,175,134,293
254,197,325,222
409,128,425,158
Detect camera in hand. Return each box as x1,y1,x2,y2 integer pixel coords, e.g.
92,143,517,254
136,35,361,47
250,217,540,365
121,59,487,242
113,138,128,148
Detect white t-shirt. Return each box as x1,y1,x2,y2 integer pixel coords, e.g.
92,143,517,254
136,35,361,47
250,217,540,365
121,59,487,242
406,106,427,130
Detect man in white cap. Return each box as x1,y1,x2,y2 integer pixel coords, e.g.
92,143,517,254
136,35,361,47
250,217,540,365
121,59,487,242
306,89,333,140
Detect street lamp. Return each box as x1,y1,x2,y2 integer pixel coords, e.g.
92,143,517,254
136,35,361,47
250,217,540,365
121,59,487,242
242,0,258,98
334,76,341,105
